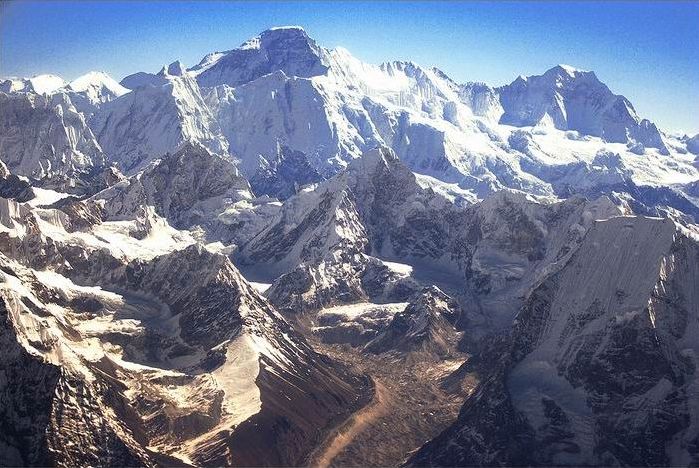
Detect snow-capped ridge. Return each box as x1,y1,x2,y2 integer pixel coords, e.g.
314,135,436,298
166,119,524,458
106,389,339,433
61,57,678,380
498,63,669,150
66,71,129,96
548,63,589,76
0,74,67,94
92,66,229,172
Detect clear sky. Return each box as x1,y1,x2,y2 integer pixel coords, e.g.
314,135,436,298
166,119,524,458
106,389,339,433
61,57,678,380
1,1,697,134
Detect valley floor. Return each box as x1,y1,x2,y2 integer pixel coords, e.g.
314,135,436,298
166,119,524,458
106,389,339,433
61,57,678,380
302,324,475,467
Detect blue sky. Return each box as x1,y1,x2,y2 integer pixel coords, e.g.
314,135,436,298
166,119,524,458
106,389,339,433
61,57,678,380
1,1,697,134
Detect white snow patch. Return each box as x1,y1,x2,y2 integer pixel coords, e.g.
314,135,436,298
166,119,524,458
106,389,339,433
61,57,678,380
248,281,272,293
213,334,262,427
380,259,414,276
26,188,71,207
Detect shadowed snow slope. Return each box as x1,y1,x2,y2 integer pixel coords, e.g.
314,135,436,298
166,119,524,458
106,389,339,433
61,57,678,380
0,92,106,188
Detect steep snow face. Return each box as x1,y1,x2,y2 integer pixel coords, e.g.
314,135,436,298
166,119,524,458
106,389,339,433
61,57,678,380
63,71,129,116
505,217,680,464
688,133,699,155
458,81,504,121
250,144,322,200
499,65,667,150
239,170,367,277
191,26,329,88
203,71,368,177
0,91,106,187
91,64,229,173
410,217,699,466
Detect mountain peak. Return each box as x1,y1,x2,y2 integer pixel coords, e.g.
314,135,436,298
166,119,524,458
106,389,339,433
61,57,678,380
158,60,187,77
190,25,328,88
0,74,67,94
266,25,307,33
28,74,67,94
498,64,669,148
252,25,316,50
233,25,313,53
540,64,596,83
67,71,129,96
549,63,587,76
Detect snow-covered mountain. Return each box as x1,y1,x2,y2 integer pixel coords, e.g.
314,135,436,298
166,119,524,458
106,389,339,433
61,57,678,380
498,65,668,151
0,74,67,94
240,146,623,334
91,62,229,173
62,71,130,116
5,26,696,219
0,90,108,190
2,25,699,467
191,26,329,88
193,27,696,223
0,180,367,466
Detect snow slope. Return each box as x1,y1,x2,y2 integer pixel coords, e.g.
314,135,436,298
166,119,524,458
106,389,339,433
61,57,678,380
91,62,229,173
0,91,107,189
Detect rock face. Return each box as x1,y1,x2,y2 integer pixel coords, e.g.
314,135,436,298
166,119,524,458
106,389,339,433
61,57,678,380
94,142,250,228
250,144,322,199
238,147,439,311
191,26,330,88
365,286,464,357
409,217,699,466
0,161,35,202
